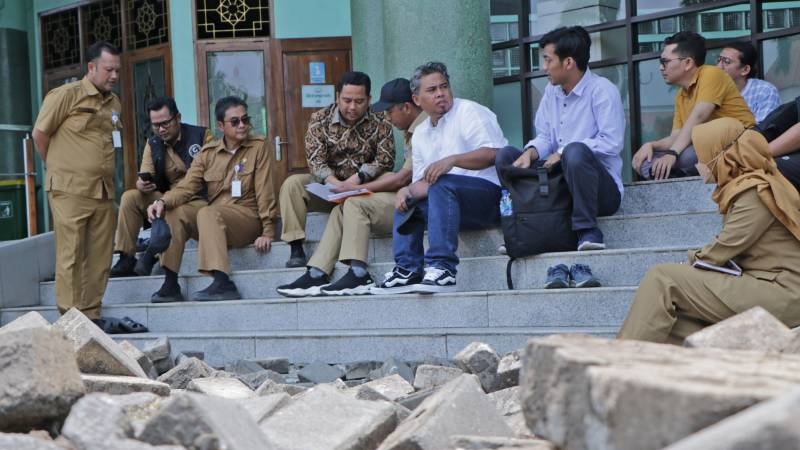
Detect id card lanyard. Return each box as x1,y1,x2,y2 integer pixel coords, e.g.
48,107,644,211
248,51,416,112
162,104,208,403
111,111,122,149
232,159,245,198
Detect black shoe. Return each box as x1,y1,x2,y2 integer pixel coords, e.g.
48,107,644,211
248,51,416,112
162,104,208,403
570,263,601,288
110,254,137,277
370,266,423,295
134,252,157,276
151,282,185,303
285,242,307,268
544,264,570,289
276,271,330,297
413,266,457,294
321,269,374,296
193,279,242,302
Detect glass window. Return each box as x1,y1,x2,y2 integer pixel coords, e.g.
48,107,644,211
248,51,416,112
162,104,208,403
493,47,521,78
493,82,523,148
206,51,268,138
491,0,520,42
636,3,750,54
763,33,800,103
529,0,625,37
528,43,540,72
762,1,800,31
637,0,717,16
637,58,679,144
528,27,626,70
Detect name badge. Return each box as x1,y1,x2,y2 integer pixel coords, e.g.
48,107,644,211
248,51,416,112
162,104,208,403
112,130,122,148
231,180,242,198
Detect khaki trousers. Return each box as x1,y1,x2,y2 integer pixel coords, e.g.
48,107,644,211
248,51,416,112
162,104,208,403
161,200,261,276
279,173,335,242
308,192,395,274
48,190,116,319
114,188,162,254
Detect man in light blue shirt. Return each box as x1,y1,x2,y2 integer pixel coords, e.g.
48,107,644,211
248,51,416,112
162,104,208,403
496,26,625,251
716,41,780,123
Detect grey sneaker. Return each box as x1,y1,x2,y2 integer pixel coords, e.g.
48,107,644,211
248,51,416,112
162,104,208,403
544,264,570,289
569,264,601,288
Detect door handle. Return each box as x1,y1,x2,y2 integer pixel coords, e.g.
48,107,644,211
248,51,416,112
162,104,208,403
274,136,288,161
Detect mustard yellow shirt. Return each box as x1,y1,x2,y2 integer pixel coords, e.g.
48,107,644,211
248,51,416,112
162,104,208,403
673,65,755,131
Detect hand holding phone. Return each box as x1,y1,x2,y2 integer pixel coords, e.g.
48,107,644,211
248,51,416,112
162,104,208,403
138,172,154,182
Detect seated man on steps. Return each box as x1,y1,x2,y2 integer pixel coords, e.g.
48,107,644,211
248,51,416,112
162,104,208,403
631,31,755,180
496,26,625,252
276,78,425,297
715,41,780,123
373,61,507,294
146,96,277,302
278,71,395,268
110,97,213,277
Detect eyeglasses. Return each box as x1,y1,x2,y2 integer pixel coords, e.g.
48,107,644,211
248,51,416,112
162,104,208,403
151,115,177,130
716,55,735,66
659,57,686,67
223,115,251,127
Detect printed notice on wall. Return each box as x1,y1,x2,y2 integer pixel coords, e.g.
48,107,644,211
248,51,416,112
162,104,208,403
309,61,326,84
302,85,335,108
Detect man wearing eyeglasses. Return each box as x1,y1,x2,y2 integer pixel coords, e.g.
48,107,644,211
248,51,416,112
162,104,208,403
716,42,780,123
146,96,278,302
110,97,214,277
632,31,754,180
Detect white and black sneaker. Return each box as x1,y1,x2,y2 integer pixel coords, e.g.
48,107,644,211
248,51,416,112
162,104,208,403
276,271,330,297
413,266,457,294
320,268,374,296
370,266,423,295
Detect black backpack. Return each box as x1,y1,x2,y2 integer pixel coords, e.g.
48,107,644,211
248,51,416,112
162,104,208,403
756,96,800,142
497,161,577,289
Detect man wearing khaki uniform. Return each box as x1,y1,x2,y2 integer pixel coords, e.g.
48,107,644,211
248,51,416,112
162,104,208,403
277,78,423,296
148,96,277,302
110,96,213,277
32,41,122,321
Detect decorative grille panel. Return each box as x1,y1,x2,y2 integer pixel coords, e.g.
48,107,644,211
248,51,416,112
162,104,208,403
127,0,170,49
196,0,270,39
83,0,123,50
42,9,80,69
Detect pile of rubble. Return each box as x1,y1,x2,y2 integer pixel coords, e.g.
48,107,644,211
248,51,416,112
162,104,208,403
2,306,800,450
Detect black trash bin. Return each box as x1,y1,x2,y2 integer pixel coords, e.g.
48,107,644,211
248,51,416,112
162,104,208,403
0,180,27,241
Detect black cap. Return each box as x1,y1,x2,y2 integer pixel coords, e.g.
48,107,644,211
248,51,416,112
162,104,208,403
147,217,172,254
371,78,412,112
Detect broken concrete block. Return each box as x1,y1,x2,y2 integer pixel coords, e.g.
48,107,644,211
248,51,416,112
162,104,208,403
412,364,464,390
377,374,513,450
153,357,175,376
226,359,264,375
255,379,308,397
369,356,414,384
345,361,379,380
139,392,270,449
489,387,532,438
0,433,63,450
237,393,291,423
187,377,255,400
260,384,397,450
237,369,286,390
254,357,290,374
119,341,158,379
82,374,170,396
347,384,412,422
363,374,415,401
450,435,557,450
521,334,800,450
0,311,50,334
497,351,522,389
0,327,85,432
175,350,204,365
142,337,171,363
297,360,345,383
53,309,147,378
156,357,213,389
684,306,793,352
454,342,501,392
397,388,437,411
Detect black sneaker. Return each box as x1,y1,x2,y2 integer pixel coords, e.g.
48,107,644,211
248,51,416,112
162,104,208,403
544,264,570,289
413,266,457,294
370,266,423,295
110,254,137,277
285,243,307,268
321,269,374,296
276,271,330,297
134,251,157,276
193,279,242,302
151,282,185,303
570,263,601,288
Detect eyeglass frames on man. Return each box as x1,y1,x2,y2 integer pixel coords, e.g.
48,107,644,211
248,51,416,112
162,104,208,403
223,115,251,127
716,55,735,66
151,115,177,130
659,57,686,67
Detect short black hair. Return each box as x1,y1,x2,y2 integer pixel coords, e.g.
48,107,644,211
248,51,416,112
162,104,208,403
86,41,120,62
539,26,591,72
337,71,371,96
146,97,179,117
410,62,450,95
664,31,706,67
724,41,758,78
214,96,247,123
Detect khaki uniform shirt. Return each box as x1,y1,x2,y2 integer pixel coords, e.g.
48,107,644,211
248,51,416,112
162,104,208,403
401,112,428,171
673,65,755,131
140,128,215,189
161,134,277,238
35,77,122,199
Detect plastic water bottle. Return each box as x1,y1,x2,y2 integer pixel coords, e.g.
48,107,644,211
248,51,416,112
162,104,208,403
499,190,513,217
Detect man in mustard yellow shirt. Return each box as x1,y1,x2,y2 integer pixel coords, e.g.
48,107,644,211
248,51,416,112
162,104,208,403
632,31,754,180
32,41,122,322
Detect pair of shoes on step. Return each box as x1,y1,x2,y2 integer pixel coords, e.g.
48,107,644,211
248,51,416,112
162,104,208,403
545,263,601,289
150,278,242,303
371,266,456,295
276,268,374,297
110,252,158,277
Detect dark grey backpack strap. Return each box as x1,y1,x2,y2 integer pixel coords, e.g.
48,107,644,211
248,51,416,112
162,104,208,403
506,258,515,290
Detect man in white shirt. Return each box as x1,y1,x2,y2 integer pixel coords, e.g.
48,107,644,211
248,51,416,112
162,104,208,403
373,62,508,294
496,26,625,251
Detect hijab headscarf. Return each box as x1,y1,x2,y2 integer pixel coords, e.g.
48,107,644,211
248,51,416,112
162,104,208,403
692,117,800,241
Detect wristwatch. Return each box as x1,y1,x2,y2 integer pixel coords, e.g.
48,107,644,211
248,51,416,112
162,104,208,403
357,171,367,184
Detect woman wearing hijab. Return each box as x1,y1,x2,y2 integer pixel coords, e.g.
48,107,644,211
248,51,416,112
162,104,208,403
618,117,800,344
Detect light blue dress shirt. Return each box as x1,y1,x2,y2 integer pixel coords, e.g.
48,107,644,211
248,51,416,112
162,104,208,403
741,78,781,123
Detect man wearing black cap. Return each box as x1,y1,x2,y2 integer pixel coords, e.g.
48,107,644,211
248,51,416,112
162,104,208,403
276,78,425,297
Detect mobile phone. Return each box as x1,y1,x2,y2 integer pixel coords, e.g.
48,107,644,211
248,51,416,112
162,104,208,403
138,172,154,182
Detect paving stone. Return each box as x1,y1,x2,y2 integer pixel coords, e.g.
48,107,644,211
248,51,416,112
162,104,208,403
138,392,271,450
684,306,793,352
450,435,557,450
255,379,309,397
0,433,63,450
397,388,437,410
664,387,800,450
225,359,264,375
454,342,501,392
237,369,286,390
156,357,213,389
82,374,171,396
412,364,464,390
489,387,532,438
345,361,380,380
237,393,291,424
497,351,522,389
153,357,175,376
53,308,147,378
345,379,368,388
174,351,204,365
297,360,345,383
0,327,85,432
362,374,415,401
369,356,414,384
187,377,255,400
347,384,412,422
377,374,514,450
330,378,348,389
0,311,50,334
520,334,800,450
253,357,290,374
119,341,158,379
260,384,397,450
142,337,171,363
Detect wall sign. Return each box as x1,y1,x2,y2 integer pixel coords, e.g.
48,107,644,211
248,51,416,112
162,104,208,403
302,85,335,108
309,61,326,84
